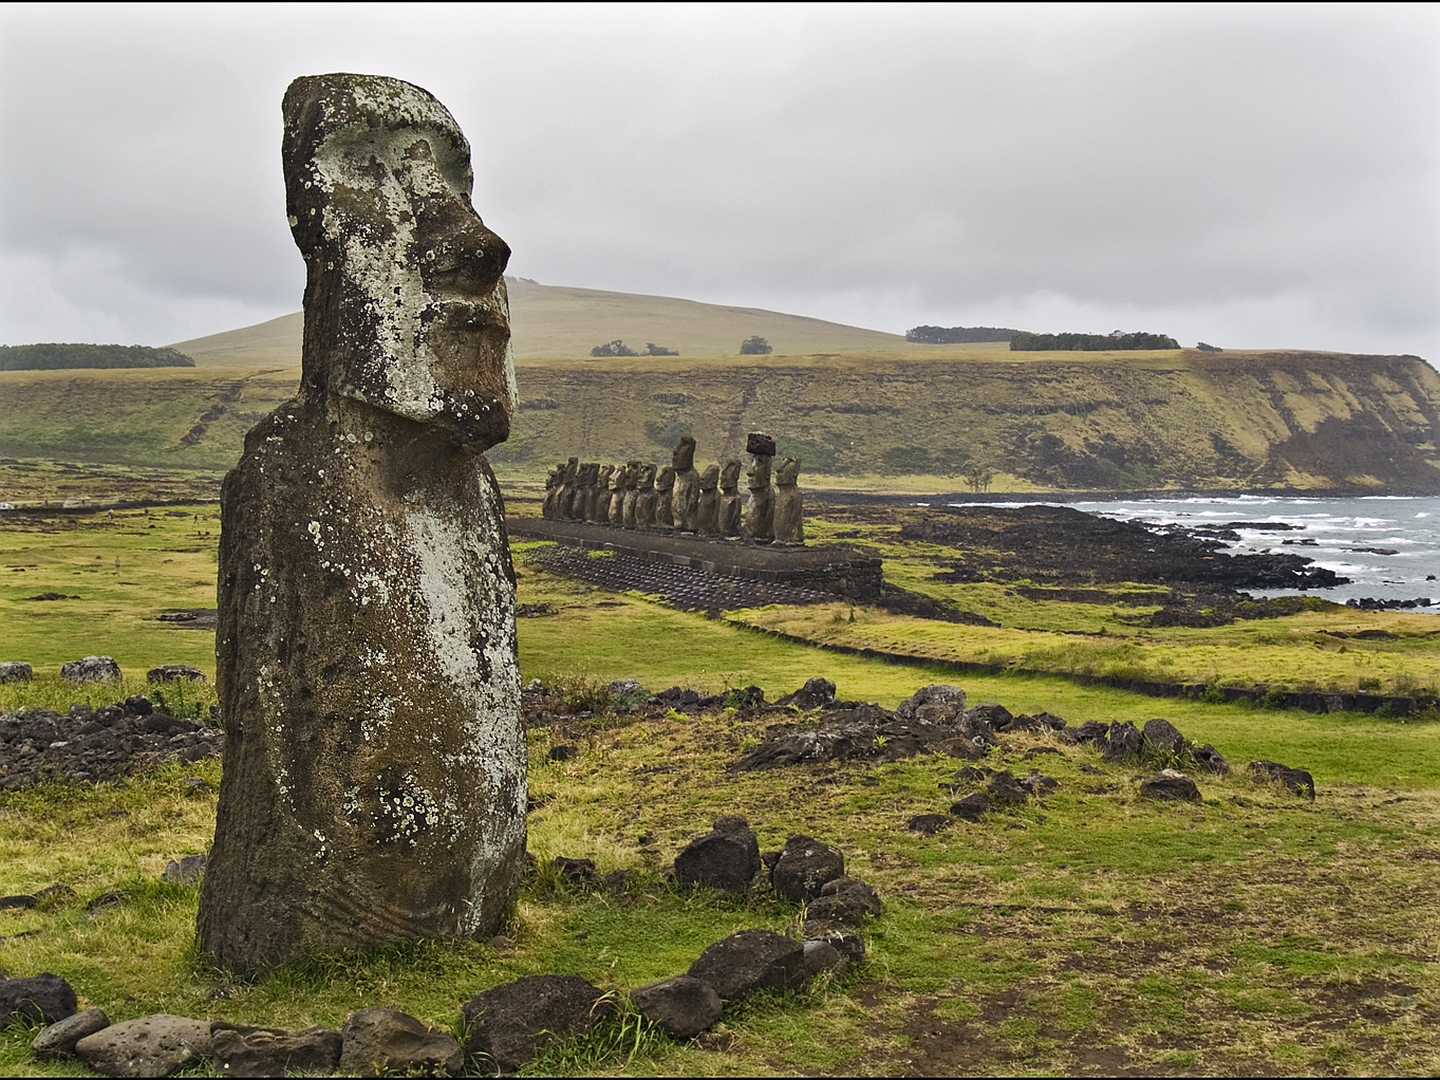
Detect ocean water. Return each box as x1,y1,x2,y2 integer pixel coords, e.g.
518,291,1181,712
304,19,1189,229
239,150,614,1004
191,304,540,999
963,495,1440,608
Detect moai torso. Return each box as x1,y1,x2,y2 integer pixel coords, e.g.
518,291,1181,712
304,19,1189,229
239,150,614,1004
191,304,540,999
542,466,563,519
635,464,658,528
621,460,642,529
608,464,630,526
592,464,615,523
773,456,804,544
559,456,580,518
672,436,700,531
577,463,598,521
697,464,721,534
743,433,776,541
654,466,675,528
198,74,526,974
719,459,743,537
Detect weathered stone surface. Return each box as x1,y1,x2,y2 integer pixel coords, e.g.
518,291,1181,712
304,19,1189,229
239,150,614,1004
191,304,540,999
559,457,580,519
896,683,967,721
75,1014,210,1077
654,465,675,528
1103,719,1143,762
1021,771,1059,796
746,432,777,457
672,438,700,531
1248,760,1315,798
630,976,722,1040
1193,743,1230,774
688,929,806,999
805,877,882,926
592,464,615,523
718,460,743,536
949,792,991,820
162,854,207,884
621,460,642,528
146,664,206,684
609,462,632,526
696,465,721,534
798,939,846,980
210,1022,341,1078
61,656,121,683
1142,718,1185,755
675,815,760,893
196,74,527,974
771,835,845,902
462,975,609,1072
809,928,865,962
0,972,77,1027
1061,719,1110,745
32,1007,108,1059
1138,769,1202,802
906,813,951,835
774,677,836,711
635,464,658,528
773,456,804,544
743,447,774,540
0,661,33,683
986,770,1029,804
338,1008,461,1077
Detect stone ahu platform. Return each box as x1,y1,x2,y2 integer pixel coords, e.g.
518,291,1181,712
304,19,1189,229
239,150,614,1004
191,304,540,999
507,517,883,605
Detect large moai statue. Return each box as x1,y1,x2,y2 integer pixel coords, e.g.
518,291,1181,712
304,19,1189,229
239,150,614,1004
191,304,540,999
743,432,776,541
591,464,614,522
558,456,580,519
672,436,700,532
774,456,804,544
696,464,721,534
654,465,676,528
608,463,630,526
575,463,598,521
197,74,526,974
542,465,563,519
621,460,642,529
635,464,658,528
719,459,743,537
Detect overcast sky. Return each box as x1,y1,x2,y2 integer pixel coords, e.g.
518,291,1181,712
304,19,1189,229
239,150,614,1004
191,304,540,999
1,3,1437,357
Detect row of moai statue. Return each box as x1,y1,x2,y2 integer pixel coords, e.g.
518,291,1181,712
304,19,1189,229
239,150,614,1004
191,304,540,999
542,433,804,543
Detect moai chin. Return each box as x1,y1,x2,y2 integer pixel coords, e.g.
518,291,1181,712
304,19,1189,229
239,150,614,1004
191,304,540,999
635,463,658,528
718,459,743,537
696,464,721,534
196,74,527,974
592,464,615,523
743,432,776,541
773,456,804,544
654,465,676,529
672,436,700,531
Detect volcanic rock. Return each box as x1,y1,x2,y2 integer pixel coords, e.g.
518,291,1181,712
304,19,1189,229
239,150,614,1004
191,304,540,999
210,1022,342,1078
146,665,206,684
462,975,610,1072
32,1008,110,1060
75,1014,210,1078
1103,720,1144,762
687,929,806,1000
674,815,760,893
0,972,77,1027
338,1008,461,1077
0,662,32,683
949,792,991,821
61,656,121,683
1248,760,1316,798
1138,769,1202,802
1142,718,1186,756
774,677,836,711
630,976,722,1040
771,835,845,902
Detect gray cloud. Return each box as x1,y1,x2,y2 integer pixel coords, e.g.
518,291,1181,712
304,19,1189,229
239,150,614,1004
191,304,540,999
1,5,1436,356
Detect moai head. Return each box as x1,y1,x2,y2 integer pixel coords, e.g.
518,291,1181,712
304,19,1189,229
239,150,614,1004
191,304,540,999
282,73,515,448
596,464,614,489
609,463,628,491
672,436,697,471
776,456,801,485
747,454,772,489
564,456,580,483
720,459,742,494
546,466,561,490
699,464,720,491
580,462,598,487
637,464,657,490
656,465,676,492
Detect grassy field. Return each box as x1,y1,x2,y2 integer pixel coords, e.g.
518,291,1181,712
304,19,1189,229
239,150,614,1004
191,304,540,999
3,506,1440,1075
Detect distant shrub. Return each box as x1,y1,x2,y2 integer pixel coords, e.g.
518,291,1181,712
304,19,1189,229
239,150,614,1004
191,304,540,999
1010,331,1180,351
644,343,679,356
590,340,638,357
738,336,772,355
905,325,1018,344
1196,341,1223,352
0,343,195,370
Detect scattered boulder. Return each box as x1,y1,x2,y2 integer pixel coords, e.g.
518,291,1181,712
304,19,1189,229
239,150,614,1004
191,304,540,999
964,703,1013,731
146,664,207,684
32,1008,109,1059
985,771,1029,805
949,792,991,821
0,972,77,1027
774,677,836,711
0,662,32,683
808,928,865,962
805,878,882,926
771,835,845,902
687,929,806,1000
1142,718,1185,756
337,1007,462,1078
551,857,598,886
462,975,610,1073
1193,744,1230,774
1138,769,1202,802
608,679,653,710
896,684,966,722
1103,720,1143,762
630,975,722,1040
1248,760,1316,799
953,765,988,784
798,939,846,980
60,656,121,683
674,816,761,893
906,814,951,836
210,1022,342,1078
1061,720,1110,745
162,854,207,884
75,1014,210,1078
1021,772,1059,796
